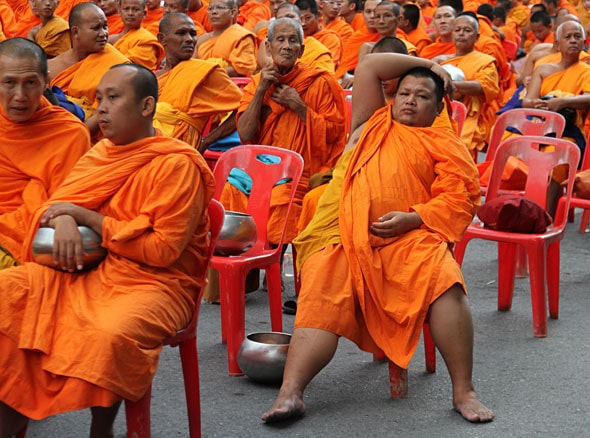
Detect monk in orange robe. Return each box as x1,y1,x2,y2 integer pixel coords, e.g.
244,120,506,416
321,0,354,43
340,0,364,30
438,15,499,158
187,0,212,31
49,3,130,123
0,38,90,270
523,11,554,52
8,0,41,37
143,0,164,35
0,63,216,438
507,0,530,30
400,3,433,55
0,0,17,38
110,0,165,70
95,0,126,34
237,0,271,31
233,17,347,245
197,0,258,76
156,13,241,150
163,0,206,34
296,0,343,67
28,0,71,58
261,51,494,425
421,5,456,59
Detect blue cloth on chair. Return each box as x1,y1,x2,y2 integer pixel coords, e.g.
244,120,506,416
207,131,242,151
228,153,291,195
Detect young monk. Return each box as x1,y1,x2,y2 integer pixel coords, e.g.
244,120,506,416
27,0,71,57
261,51,494,425
0,62,215,438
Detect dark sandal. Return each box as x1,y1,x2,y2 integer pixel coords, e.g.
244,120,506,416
282,300,297,315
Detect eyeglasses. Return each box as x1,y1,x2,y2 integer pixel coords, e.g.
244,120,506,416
207,5,231,11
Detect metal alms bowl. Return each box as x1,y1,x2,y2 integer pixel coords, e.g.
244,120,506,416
237,332,291,384
442,64,466,82
214,211,257,256
31,226,107,270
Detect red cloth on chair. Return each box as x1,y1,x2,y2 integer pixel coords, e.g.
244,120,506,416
477,194,552,233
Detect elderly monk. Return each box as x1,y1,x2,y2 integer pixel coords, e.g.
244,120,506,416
110,0,165,70
156,13,242,151
48,2,130,123
261,52,494,425
257,3,336,73
27,0,71,58
0,38,89,270
436,14,499,159
0,63,215,438
231,17,346,246
296,0,343,67
197,0,258,77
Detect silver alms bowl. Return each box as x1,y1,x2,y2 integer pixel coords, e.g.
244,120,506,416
214,211,257,256
31,226,107,270
442,64,466,82
237,332,291,384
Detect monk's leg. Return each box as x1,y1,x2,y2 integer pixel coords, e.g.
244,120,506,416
90,401,121,438
261,327,338,423
428,285,494,423
0,402,28,438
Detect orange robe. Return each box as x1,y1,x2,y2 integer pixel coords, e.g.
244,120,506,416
228,63,347,244
442,50,500,152
143,7,163,36
113,27,165,71
0,133,215,420
50,44,130,120
236,0,271,31
325,17,354,44
187,1,213,33
335,25,380,78
9,0,40,37
155,59,242,147
523,31,554,52
349,13,364,31
293,103,480,368
419,38,454,59
35,16,71,58
0,97,90,264
55,0,85,19
406,26,432,55
197,24,257,76
311,27,342,67
0,0,17,38
508,3,530,30
106,13,125,35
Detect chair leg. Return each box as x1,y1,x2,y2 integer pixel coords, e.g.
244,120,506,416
388,361,408,399
527,246,548,338
498,242,517,311
265,263,283,333
423,323,436,374
219,269,248,376
515,246,528,278
125,385,152,438
579,209,590,233
547,242,560,320
178,339,202,438
372,349,387,362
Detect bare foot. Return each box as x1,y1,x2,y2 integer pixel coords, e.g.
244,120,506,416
261,393,306,423
453,390,494,423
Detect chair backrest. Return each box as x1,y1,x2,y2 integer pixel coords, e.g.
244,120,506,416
231,77,252,90
166,199,225,346
450,100,467,136
486,136,580,229
344,89,352,136
501,39,518,61
212,145,304,252
486,108,566,162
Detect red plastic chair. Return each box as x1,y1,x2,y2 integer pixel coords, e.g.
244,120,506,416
124,199,224,438
231,76,252,90
210,145,304,375
501,39,519,61
454,136,580,338
450,99,467,136
568,141,590,233
344,89,352,136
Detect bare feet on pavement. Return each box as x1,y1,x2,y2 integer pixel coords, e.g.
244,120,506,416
261,393,306,423
454,390,494,423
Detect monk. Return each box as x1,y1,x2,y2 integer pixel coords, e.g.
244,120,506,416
0,38,90,270
237,0,271,31
421,5,455,59
48,2,130,123
197,0,258,77
94,0,125,34
0,0,17,38
296,0,343,67
233,17,347,246
437,14,500,159
258,3,336,73
399,3,433,55
524,11,554,52
320,0,354,44
163,0,205,34
261,51,494,425
110,0,165,70
186,0,212,32
0,62,215,438
156,13,242,151
27,0,71,58
143,0,164,35
6,0,40,38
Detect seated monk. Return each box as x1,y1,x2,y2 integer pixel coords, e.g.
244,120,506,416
296,0,343,68
163,0,206,34
143,0,164,35
0,38,90,270
399,3,433,55
48,2,130,131
27,0,71,58
0,63,215,438
95,0,125,34
156,13,242,151
261,51,494,425
197,0,258,77
320,0,354,44
237,0,271,31
110,0,165,70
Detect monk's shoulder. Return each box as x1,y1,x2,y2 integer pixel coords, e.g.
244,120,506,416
48,50,76,79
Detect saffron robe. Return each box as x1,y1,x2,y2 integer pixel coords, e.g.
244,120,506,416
0,134,215,419
0,0,17,38
293,103,480,369
113,27,165,71
442,51,500,152
50,44,131,120
187,1,213,33
236,0,271,31
335,25,380,78
406,26,432,55
311,27,343,67
143,7,163,36
325,17,354,44
35,16,71,58
229,62,347,244
155,59,242,147
419,38,454,60
197,24,257,77
106,12,125,35
0,97,90,264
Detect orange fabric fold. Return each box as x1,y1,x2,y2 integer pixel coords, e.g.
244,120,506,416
35,16,72,58
113,27,165,71
335,25,379,78
197,24,258,76
237,0,271,31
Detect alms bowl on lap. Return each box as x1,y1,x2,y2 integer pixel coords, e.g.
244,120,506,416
31,226,107,270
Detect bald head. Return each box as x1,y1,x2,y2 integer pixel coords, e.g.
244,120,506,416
69,2,104,28
0,37,47,77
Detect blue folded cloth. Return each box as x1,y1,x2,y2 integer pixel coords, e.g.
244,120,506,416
207,130,242,151
227,153,291,195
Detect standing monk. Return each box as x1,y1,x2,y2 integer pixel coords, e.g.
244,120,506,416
0,62,215,438
261,51,494,425
0,38,90,270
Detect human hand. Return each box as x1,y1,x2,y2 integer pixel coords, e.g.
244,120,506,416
259,64,279,91
271,84,304,109
339,74,354,90
430,63,455,99
52,215,85,272
369,211,422,238
41,202,87,226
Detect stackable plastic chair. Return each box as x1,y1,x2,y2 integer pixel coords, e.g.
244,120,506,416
454,136,580,338
210,145,304,375
450,100,467,136
231,76,252,90
568,142,590,233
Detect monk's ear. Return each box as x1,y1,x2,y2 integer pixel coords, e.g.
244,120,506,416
157,32,166,46
264,38,271,53
142,96,156,117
